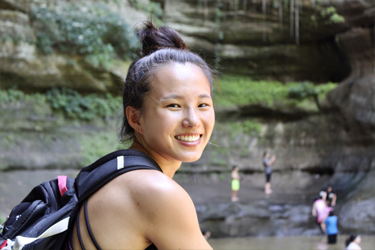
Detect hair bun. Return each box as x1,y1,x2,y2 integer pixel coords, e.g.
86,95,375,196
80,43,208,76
138,21,188,56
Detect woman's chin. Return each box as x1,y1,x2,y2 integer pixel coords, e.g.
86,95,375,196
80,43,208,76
180,153,203,163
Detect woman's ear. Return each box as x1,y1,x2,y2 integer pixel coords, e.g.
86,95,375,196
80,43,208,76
126,106,143,134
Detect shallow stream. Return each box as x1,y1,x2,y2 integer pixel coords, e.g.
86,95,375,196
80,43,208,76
207,235,375,250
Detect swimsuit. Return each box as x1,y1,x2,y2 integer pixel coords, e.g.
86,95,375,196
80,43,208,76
314,199,331,223
231,179,240,191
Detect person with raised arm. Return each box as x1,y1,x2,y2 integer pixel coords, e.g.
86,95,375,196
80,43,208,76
263,151,276,194
69,21,215,250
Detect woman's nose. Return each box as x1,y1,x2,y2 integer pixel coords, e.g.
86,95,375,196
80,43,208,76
182,108,199,128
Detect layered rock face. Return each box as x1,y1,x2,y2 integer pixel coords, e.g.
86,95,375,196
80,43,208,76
0,0,374,237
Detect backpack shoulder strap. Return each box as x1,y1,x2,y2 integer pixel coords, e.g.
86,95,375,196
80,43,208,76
75,149,162,202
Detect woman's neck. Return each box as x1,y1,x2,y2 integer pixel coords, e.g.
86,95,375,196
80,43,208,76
129,140,181,178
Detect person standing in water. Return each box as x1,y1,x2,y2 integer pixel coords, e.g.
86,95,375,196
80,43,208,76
312,195,332,234
69,21,215,250
345,235,362,250
324,210,338,244
231,166,240,202
263,151,276,194
325,186,337,207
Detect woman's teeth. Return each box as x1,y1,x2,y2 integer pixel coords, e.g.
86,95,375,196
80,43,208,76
176,135,200,142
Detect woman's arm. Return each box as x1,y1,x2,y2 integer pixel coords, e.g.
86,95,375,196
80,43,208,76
312,203,316,216
139,176,212,250
332,194,337,206
269,155,276,165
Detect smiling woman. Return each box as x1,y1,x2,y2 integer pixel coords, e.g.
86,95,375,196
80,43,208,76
69,21,215,250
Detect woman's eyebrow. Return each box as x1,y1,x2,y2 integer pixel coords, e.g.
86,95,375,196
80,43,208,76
199,94,212,99
159,94,183,101
160,94,211,101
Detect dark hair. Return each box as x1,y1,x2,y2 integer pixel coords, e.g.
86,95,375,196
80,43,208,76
263,151,268,157
232,165,238,170
120,21,214,142
345,234,358,247
313,196,320,202
329,210,334,216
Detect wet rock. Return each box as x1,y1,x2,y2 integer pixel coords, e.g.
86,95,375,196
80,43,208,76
197,201,320,237
338,197,375,234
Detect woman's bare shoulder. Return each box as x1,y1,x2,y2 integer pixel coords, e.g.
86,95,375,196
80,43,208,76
127,170,189,202
109,169,189,204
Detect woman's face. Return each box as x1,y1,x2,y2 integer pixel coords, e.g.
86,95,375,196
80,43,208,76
137,62,215,164
355,235,361,243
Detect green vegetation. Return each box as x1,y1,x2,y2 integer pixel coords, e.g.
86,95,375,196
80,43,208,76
0,88,121,121
0,88,47,104
214,75,337,111
320,7,345,24
80,131,125,165
1,76,337,122
128,0,163,25
214,76,287,107
310,6,345,27
242,120,262,134
30,3,138,69
45,88,121,120
228,120,261,139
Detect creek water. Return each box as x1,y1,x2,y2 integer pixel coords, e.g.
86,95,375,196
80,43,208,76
207,235,375,250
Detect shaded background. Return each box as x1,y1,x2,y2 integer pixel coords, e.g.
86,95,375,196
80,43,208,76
0,0,374,238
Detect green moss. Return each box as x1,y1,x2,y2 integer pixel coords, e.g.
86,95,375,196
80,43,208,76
214,75,294,108
214,75,338,111
242,120,262,134
79,131,126,166
0,88,122,121
46,88,122,120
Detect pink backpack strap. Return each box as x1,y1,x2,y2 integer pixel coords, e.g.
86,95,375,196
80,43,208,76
57,175,68,196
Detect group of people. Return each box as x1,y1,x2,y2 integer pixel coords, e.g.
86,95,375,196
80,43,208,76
312,187,337,241
231,151,276,202
229,150,364,249
312,187,362,249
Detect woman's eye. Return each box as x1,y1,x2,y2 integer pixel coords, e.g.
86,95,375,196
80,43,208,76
167,104,180,108
199,103,210,108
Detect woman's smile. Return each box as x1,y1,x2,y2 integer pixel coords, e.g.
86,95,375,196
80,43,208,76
175,134,202,142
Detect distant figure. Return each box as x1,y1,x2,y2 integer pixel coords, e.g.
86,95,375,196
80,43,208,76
325,186,337,207
231,166,240,202
345,235,362,250
262,151,276,194
324,210,338,244
201,230,211,240
312,196,332,234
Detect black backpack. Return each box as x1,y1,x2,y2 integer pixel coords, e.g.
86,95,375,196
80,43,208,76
0,149,161,250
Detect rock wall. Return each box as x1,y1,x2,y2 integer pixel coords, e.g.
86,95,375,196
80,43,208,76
0,0,373,92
